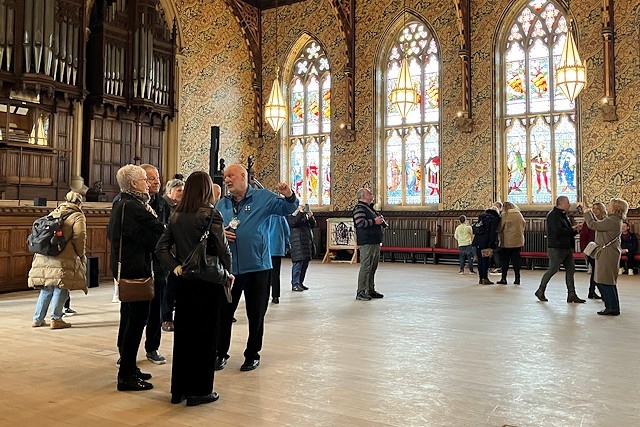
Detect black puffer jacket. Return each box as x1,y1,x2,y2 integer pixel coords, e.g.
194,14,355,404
287,211,317,262
472,208,500,250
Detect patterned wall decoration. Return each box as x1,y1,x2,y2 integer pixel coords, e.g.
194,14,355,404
174,0,255,175
170,0,640,210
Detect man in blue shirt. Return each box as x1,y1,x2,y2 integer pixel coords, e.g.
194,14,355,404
215,164,298,371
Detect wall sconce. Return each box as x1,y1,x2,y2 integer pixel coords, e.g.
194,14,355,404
600,96,618,122
454,110,473,133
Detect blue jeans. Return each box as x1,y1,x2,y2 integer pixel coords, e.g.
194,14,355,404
33,286,70,322
459,245,475,272
597,284,620,312
291,259,310,288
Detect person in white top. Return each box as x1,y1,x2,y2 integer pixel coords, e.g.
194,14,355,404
454,215,475,274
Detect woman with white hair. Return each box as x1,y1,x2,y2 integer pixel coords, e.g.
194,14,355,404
29,191,87,329
583,198,629,316
108,164,165,391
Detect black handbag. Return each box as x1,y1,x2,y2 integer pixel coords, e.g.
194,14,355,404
116,202,155,302
182,212,229,286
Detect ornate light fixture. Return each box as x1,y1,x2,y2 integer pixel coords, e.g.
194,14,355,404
264,0,287,132
388,1,419,119
555,19,586,102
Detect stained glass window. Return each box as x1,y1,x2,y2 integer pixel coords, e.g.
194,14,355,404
288,40,331,206
502,1,578,205
383,21,440,206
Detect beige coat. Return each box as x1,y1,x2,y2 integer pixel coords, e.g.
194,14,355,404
584,212,621,286
499,208,525,248
28,203,88,293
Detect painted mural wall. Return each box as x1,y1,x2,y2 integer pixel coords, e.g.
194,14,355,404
174,0,640,211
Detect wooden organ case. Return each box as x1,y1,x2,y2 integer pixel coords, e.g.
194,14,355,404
0,0,86,200
83,0,176,199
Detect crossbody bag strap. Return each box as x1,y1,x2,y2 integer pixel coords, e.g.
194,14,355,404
117,202,126,281
602,235,619,249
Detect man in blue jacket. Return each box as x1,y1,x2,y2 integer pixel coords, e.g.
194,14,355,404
215,164,298,371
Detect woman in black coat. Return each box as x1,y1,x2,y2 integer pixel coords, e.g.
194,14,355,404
156,171,233,406
287,205,317,291
472,207,500,285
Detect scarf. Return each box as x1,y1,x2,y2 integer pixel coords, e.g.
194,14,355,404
124,189,157,217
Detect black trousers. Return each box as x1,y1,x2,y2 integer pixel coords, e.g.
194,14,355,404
117,300,151,376
162,272,177,322
269,256,282,298
217,270,270,361
500,247,521,281
587,256,597,295
144,273,165,353
171,276,222,397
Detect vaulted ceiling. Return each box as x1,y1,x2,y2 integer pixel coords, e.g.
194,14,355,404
242,0,307,10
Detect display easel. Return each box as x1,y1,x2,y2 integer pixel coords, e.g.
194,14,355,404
322,217,358,264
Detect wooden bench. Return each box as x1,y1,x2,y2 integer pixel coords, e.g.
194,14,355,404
380,229,431,263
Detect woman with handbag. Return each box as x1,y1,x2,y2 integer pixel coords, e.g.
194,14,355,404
156,171,233,406
108,165,165,392
579,202,606,299
583,198,629,316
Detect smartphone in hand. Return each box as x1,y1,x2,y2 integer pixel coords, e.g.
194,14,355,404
304,203,310,212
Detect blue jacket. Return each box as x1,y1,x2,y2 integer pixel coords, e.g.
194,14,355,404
267,215,291,257
216,187,298,274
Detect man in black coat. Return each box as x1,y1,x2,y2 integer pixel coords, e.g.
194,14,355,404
535,196,585,303
286,205,316,292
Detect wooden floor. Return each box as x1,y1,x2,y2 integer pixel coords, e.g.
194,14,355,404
2,260,640,427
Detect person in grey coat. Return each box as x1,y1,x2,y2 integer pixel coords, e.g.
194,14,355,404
287,205,317,292
583,198,628,316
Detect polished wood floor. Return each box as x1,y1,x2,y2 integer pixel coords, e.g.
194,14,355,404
2,260,640,426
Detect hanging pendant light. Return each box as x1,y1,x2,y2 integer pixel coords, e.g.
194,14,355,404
555,20,586,102
389,4,418,119
265,0,287,132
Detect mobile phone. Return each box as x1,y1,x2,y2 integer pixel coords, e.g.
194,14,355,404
304,203,310,212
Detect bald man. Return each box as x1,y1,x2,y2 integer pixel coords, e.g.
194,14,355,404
353,188,386,301
215,164,298,371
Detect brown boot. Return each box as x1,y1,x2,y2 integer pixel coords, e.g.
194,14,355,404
567,292,586,303
481,279,494,285
50,319,72,329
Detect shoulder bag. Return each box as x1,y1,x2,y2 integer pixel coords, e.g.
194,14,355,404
116,202,155,302
583,236,618,260
181,211,230,296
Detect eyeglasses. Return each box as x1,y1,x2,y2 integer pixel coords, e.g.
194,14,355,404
135,178,149,183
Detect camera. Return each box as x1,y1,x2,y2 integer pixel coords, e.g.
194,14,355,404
380,217,389,228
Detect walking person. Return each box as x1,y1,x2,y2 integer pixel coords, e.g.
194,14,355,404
156,171,234,405
215,164,298,372
29,191,87,329
267,215,290,303
108,164,165,391
287,204,316,292
496,202,525,285
353,188,386,300
454,215,475,274
579,202,606,299
583,198,628,316
534,196,585,303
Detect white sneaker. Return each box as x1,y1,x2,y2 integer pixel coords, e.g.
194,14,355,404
458,271,464,275
629,269,634,276
112,295,120,303
619,267,625,275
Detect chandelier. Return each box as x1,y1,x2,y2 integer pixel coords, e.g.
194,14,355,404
555,19,586,102
389,2,419,119
265,0,287,132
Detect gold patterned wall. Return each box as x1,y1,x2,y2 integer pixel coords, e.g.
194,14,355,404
171,0,640,210
174,0,255,174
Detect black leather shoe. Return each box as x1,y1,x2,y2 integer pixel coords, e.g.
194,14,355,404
186,392,219,406
135,368,152,381
588,293,602,300
300,284,309,290
272,297,279,304
214,356,228,371
240,359,260,371
117,375,153,391
597,309,620,316
369,290,384,298
535,289,548,301
567,293,586,303
496,280,508,285
292,285,304,292
232,317,237,323
513,280,520,285
171,394,185,404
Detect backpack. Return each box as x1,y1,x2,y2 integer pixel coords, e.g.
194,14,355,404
471,217,486,235
27,212,73,256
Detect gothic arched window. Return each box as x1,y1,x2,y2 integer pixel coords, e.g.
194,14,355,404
501,1,578,205
288,40,331,207
383,21,440,206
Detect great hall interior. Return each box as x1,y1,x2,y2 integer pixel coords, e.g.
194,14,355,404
1,0,640,425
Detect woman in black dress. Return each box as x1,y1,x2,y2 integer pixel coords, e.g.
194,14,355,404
156,171,233,406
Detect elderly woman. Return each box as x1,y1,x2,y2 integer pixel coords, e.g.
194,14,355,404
163,176,185,211
29,191,87,329
108,164,165,391
497,201,525,285
583,198,628,316
579,202,607,299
